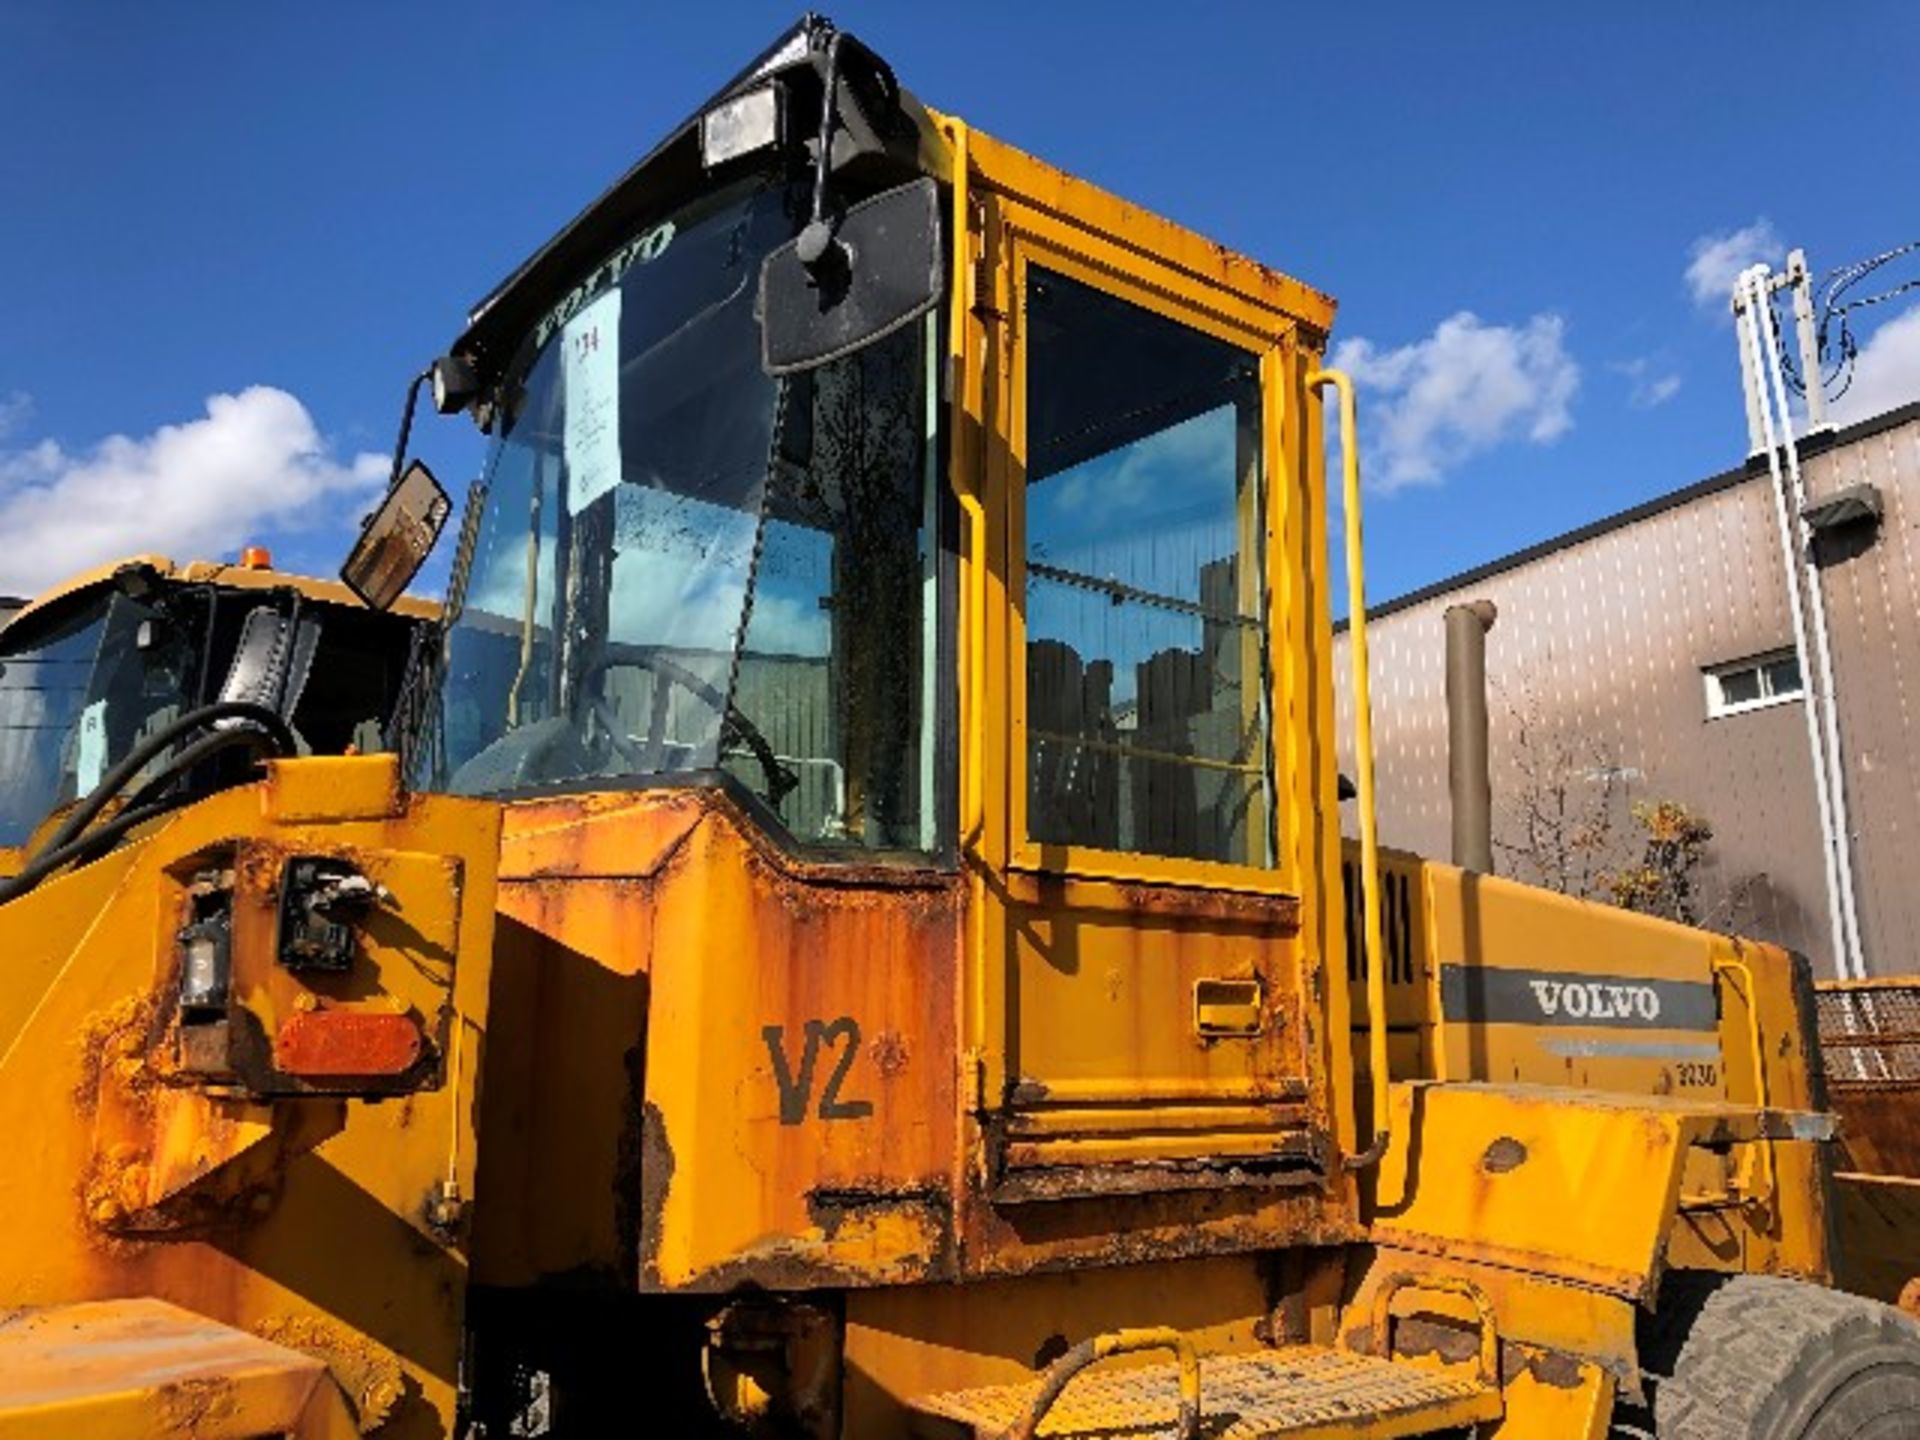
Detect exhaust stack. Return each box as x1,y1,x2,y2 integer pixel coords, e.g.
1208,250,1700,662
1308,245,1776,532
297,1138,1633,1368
1445,600,1498,873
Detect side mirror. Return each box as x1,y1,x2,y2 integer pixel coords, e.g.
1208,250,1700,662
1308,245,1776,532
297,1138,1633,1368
759,177,944,375
341,460,451,611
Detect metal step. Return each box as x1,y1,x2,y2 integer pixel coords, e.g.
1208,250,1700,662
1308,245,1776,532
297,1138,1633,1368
909,1343,1500,1440
0,1297,354,1439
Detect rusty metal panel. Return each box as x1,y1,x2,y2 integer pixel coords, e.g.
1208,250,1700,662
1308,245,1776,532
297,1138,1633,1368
641,796,963,1291
1817,980,1920,1177
1335,407,1920,980
1831,1172,1920,1309
1372,1081,1829,1301
480,788,966,1294
0,771,501,1435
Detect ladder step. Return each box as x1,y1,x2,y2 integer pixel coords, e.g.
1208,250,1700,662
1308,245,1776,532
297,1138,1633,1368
909,1344,1500,1440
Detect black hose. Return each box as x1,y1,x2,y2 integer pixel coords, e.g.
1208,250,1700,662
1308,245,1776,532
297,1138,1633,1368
8,792,198,900
33,701,296,863
120,726,276,815
1,701,297,906
0,726,278,905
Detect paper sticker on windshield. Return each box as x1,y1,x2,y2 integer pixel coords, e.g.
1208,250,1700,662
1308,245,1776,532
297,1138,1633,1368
564,287,622,516
75,700,108,798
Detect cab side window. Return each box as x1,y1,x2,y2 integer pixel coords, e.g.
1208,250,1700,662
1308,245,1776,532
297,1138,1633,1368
1023,266,1276,867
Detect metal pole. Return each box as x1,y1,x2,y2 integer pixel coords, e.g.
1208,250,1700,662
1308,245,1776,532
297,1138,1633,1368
1749,269,1868,977
1734,287,1770,457
1786,250,1832,435
1738,267,1860,978
1445,601,1498,873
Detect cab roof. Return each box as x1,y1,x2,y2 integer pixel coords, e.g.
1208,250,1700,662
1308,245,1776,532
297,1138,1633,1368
451,15,1335,386
7,555,441,633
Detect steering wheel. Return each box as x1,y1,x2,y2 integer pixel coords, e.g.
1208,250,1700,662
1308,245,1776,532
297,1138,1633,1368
581,651,798,809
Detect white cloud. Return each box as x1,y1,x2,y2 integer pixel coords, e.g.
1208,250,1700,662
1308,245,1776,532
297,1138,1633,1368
1045,406,1236,518
1685,219,1781,310
1613,357,1684,409
1830,303,1920,426
1332,311,1580,490
0,387,384,597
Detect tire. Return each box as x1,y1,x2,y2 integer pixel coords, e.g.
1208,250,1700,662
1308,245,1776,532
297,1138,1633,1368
1637,1272,1920,1438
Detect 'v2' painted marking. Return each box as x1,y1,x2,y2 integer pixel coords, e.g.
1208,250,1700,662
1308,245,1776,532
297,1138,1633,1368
763,1017,874,1125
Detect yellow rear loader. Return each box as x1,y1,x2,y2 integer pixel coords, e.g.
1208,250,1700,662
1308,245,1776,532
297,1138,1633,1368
6,15,1920,1439
0,546,502,1436
0,549,439,880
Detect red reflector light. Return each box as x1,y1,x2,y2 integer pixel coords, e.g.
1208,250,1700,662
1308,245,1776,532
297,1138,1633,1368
274,1010,423,1078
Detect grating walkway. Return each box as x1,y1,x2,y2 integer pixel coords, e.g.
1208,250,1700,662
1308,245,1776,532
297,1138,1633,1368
909,1344,1501,1439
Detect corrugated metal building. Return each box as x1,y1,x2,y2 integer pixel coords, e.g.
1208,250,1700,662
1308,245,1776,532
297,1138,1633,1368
1335,401,1920,979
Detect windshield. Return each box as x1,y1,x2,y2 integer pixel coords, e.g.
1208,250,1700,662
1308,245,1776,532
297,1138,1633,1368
0,588,200,848
433,177,947,853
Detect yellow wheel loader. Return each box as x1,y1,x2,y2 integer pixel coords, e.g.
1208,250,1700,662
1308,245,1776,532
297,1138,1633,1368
0,547,501,1437
4,15,1918,1439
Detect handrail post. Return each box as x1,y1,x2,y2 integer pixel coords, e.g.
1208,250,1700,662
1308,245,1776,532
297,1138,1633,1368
1308,368,1390,1170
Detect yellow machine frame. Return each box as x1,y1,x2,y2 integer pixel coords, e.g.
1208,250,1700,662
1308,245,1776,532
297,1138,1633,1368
460,103,1846,1437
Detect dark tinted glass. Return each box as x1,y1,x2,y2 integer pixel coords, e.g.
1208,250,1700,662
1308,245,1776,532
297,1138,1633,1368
1763,654,1803,698
1023,267,1275,866
1718,668,1762,707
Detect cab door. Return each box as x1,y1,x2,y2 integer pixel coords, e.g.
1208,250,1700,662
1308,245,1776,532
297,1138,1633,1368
963,166,1332,1209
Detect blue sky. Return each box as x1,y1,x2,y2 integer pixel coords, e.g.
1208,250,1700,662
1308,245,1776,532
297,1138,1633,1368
2,3,1916,603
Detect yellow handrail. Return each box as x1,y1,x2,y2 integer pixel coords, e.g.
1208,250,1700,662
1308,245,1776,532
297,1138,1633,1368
1712,956,1777,1216
1308,368,1389,1168
1004,1328,1200,1440
1369,1273,1501,1388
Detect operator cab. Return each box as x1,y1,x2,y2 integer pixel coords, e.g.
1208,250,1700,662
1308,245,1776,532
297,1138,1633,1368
427,18,952,858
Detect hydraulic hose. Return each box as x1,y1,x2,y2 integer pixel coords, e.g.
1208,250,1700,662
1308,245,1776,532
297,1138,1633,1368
0,701,296,906
2,792,198,905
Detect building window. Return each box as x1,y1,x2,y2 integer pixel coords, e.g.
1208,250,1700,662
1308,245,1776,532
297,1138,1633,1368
1704,649,1804,718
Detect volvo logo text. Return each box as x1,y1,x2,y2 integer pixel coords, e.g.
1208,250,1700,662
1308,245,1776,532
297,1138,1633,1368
1527,979,1663,1023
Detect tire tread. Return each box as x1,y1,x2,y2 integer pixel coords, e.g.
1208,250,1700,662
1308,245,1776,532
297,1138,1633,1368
1647,1273,1920,1439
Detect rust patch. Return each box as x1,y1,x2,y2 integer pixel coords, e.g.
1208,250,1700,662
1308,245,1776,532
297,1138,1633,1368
256,1313,405,1429
656,1188,954,1294
674,1232,943,1295
273,1009,424,1078
1391,1313,1480,1365
973,1176,1355,1281
804,1183,950,1245
1481,1137,1528,1175
1829,1084,1920,1178
636,1099,675,1288
1005,1077,1051,1106
73,993,159,1113
1501,1342,1586,1390
1110,882,1301,930
868,1030,911,1079
158,1376,237,1434
615,1040,650,1288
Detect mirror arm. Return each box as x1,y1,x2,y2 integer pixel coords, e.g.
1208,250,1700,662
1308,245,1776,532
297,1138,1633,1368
796,33,847,272
387,367,433,492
